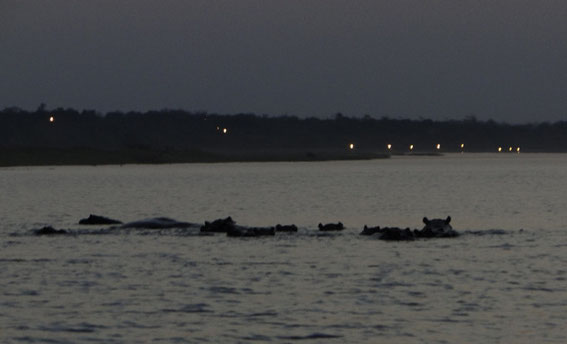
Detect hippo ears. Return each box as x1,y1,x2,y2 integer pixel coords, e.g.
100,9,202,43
445,216,451,224
423,217,429,224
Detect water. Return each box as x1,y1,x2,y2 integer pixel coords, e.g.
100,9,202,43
1,154,566,343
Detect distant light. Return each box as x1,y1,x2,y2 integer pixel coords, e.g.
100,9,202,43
223,128,228,134
517,147,521,153
460,143,465,149
409,144,414,151
509,146,513,152
349,143,355,150
216,126,220,131
498,147,502,152
436,144,441,150
387,144,392,150
49,116,54,123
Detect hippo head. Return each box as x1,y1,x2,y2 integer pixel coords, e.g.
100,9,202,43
422,216,452,233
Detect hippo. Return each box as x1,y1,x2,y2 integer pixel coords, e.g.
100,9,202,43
120,217,193,229
227,226,276,237
200,217,236,233
361,216,458,240
360,225,383,235
378,227,415,241
275,224,298,232
33,226,67,235
414,216,458,238
79,214,122,225
318,222,344,231
361,225,415,240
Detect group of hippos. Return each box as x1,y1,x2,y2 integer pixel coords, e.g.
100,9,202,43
32,214,457,241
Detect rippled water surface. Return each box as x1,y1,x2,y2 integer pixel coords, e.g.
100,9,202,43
1,154,567,343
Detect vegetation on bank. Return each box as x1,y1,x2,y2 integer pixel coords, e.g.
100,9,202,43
0,147,386,167
1,106,566,165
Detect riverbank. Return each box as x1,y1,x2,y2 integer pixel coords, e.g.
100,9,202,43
0,147,390,167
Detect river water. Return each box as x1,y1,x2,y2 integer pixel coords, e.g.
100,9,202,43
1,154,566,343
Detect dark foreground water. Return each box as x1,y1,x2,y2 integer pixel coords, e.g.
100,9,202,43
1,154,566,343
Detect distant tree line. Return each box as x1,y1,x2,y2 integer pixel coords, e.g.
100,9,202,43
1,106,567,154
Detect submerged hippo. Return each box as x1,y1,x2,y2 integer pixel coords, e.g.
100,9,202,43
318,222,345,231
415,216,458,238
227,226,275,237
360,225,414,240
275,224,298,232
360,225,382,236
200,217,236,233
379,227,415,241
33,226,68,235
120,217,193,229
79,214,122,225
361,216,458,240
199,217,275,237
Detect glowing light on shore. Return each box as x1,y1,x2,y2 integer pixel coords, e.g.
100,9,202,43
509,146,513,152
436,144,441,150
498,147,502,152
223,128,228,134
349,143,355,150
460,143,465,149
517,147,521,153
49,116,54,123
387,144,392,150
409,144,414,151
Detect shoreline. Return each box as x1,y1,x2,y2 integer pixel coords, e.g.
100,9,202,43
1,148,549,167
0,147,391,167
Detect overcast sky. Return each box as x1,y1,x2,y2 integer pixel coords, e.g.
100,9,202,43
1,1,566,122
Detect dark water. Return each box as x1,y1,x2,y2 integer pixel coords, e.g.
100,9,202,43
1,154,566,343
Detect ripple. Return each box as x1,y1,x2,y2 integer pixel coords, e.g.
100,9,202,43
207,286,240,294
522,286,556,292
241,334,273,341
247,311,279,317
277,333,343,340
464,229,511,236
162,303,213,313
2,240,23,248
14,336,75,344
4,289,40,297
38,322,108,333
0,258,52,263
487,243,515,249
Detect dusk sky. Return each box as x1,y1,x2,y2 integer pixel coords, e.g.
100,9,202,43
2,1,566,123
